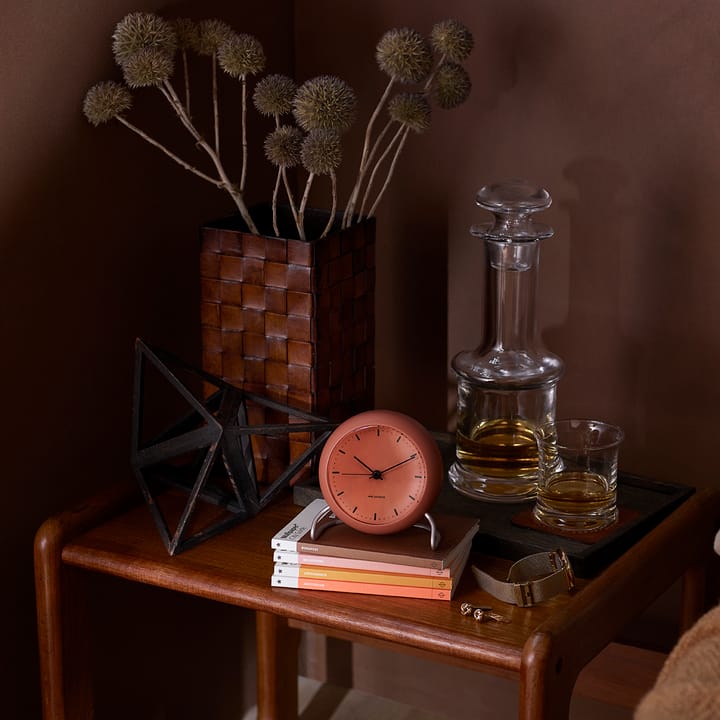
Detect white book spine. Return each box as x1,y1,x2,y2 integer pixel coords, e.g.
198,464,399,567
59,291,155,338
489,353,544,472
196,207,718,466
270,498,328,551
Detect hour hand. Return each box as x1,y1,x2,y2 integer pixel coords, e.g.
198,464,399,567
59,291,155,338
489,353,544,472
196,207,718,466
352,455,376,474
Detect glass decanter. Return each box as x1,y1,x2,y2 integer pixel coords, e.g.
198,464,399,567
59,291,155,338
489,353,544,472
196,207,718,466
449,179,564,502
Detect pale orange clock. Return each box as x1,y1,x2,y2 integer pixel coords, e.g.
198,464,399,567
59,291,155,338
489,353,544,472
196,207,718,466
317,409,443,536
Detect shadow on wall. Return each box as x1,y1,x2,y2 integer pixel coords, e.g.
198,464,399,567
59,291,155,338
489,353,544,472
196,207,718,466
547,155,720,486
546,155,636,425
2,99,223,720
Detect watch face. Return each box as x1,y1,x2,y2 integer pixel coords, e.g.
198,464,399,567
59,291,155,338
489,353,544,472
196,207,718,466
319,410,442,534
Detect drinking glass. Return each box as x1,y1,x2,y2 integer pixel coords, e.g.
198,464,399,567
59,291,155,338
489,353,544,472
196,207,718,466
533,419,624,531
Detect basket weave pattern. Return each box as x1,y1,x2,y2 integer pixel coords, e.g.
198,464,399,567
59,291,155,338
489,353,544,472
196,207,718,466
200,216,375,478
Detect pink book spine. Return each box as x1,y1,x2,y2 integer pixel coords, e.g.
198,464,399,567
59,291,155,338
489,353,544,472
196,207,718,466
272,550,453,577
271,574,453,601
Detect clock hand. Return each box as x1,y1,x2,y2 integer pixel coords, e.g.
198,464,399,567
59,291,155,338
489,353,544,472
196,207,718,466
352,455,377,473
378,454,417,474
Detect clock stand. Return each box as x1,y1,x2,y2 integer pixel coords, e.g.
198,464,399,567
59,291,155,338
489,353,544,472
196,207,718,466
309,502,442,550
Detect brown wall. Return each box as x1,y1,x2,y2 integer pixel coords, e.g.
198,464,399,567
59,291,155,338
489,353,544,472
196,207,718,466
4,0,720,717
298,0,720,488
2,1,291,717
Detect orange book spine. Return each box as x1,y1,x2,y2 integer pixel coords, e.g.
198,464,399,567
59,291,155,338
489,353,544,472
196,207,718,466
271,574,453,600
273,564,455,590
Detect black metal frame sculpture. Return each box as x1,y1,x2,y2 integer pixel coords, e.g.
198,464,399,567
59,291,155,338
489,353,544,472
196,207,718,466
131,338,336,555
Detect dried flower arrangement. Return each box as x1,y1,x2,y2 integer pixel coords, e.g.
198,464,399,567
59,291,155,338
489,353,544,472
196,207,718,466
83,12,474,241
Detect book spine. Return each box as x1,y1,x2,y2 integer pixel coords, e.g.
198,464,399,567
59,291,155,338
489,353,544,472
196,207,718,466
293,541,444,570
270,499,329,552
271,574,453,601
272,550,453,577
273,564,455,590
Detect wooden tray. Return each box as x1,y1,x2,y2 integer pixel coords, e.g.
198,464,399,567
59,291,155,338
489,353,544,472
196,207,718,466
433,473,695,577
293,432,694,577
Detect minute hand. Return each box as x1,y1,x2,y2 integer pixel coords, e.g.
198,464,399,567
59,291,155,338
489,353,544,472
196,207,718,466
378,454,417,474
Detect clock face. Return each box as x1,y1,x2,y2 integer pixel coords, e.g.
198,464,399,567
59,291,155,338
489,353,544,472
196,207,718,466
318,410,442,534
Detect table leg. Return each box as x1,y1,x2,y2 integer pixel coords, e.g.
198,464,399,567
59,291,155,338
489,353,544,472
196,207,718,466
519,489,720,719
35,522,93,719
256,611,301,720
520,631,576,720
34,481,140,720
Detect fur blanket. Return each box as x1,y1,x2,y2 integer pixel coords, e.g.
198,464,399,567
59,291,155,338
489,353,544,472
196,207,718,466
633,530,720,719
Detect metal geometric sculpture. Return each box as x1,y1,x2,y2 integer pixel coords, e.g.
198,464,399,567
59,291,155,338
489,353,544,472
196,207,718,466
131,338,336,555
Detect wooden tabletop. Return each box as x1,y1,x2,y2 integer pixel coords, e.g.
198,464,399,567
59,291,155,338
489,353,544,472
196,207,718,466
58,483,704,674
38,480,720,720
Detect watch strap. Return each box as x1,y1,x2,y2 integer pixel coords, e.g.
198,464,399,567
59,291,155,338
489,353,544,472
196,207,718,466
471,549,575,607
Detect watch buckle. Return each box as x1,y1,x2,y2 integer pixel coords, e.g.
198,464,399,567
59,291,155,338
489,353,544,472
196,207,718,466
553,549,576,591
513,582,535,607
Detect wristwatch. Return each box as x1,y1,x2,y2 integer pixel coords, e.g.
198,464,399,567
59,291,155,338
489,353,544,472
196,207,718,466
471,549,575,607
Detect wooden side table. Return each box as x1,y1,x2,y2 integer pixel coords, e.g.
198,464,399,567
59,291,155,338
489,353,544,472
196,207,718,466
34,481,720,720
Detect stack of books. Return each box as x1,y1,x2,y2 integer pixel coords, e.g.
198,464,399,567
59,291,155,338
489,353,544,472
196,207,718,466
270,499,479,601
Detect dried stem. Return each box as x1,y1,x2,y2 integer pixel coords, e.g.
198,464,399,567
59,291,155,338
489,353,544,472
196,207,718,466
360,118,393,179
181,50,191,114
281,167,301,231
160,78,259,233
271,168,282,236
297,173,315,242
212,53,220,154
367,125,410,219
240,76,248,193
320,172,337,239
342,119,394,227
424,54,445,92
159,82,203,141
358,122,405,219
343,77,395,228
116,116,221,186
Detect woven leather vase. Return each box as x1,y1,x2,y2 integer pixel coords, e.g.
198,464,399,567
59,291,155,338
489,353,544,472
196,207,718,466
200,205,375,481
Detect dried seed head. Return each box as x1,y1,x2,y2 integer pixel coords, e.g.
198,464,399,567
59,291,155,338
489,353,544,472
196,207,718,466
112,12,177,67
196,19,234,56
301,130,342,175
376,27,433,83
83,81,133,125
293,75,356,132
432,62,471,109
264,125,303,168
388,92,431,132
122,47,175,88
172,18,200,52
253,74,297,117
430,19,474,63
218,33,266,78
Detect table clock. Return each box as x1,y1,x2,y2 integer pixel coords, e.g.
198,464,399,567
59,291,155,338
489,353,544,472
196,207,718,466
313,409,444,548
